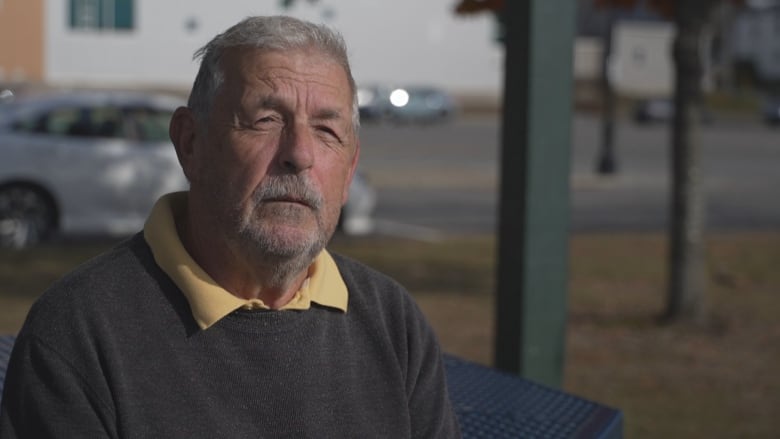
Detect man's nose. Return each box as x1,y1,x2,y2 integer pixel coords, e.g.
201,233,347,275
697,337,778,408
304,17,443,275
278,122,315,173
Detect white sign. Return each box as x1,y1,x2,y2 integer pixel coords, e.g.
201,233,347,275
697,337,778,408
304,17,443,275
610,21,675,98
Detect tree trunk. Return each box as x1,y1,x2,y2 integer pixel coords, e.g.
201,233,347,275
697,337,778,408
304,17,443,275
665,0,712,323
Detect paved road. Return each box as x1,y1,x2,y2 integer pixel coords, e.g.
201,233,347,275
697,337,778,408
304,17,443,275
357,113,780,238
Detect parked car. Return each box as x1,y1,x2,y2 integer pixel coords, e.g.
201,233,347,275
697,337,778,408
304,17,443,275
0,89,376,248
0,88,13,105
357,84,391,123
632,98,713,125
386,86,456,124
340,170,376,236
357,84,456,125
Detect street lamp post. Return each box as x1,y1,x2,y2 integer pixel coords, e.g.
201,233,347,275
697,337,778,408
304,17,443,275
596,7,618,175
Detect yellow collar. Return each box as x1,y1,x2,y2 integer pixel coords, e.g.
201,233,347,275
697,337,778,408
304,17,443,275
143,192,348,329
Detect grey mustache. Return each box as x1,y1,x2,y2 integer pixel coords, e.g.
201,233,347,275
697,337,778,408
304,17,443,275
254,176,323,209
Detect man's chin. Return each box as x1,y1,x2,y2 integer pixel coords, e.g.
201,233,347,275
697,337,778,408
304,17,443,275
239,221,326,260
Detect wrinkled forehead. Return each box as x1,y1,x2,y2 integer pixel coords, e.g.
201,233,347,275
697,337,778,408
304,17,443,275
220,47,353,100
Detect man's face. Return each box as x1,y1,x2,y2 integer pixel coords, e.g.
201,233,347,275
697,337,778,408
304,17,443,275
187,47,358,263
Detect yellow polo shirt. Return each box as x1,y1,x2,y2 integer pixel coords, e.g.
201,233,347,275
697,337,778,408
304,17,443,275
143,192,348,330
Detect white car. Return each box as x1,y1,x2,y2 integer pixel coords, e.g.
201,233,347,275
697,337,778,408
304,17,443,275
0,89,376,248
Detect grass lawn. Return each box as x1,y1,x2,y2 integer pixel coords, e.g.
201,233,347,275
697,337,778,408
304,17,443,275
1,231,778,438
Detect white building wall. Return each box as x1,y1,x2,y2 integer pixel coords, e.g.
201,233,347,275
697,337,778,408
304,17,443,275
736,8,780,81
44,0,503,95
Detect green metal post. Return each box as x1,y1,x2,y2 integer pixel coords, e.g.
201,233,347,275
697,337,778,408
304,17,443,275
493,0,576,388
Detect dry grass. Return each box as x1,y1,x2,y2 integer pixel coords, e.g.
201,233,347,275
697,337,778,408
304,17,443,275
563,233,780,439
1,231,779,438
333,232,780,439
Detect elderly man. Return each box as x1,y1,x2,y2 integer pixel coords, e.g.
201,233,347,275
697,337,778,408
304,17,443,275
0,16,461,438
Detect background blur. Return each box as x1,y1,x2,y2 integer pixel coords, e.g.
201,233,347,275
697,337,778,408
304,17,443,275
1,1,779,438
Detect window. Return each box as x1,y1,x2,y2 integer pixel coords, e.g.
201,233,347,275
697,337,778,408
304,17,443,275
11,102,174,142
13,108,80,136
122,107,174,142
70,0,134,30
13,106,125,139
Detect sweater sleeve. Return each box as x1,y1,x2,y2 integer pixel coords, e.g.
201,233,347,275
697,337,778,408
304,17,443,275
405,302,463,439
0,334,118,439
332,253,463,438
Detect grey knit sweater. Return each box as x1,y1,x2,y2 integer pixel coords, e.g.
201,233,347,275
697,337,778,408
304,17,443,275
0,233,461,438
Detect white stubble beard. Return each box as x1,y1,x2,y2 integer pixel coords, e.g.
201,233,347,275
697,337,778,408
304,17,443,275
227,175,338,284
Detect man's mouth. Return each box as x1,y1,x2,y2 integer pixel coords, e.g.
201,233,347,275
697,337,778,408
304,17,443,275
264,196,312,208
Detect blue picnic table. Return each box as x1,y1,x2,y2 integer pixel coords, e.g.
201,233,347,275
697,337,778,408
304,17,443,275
0,335,621,438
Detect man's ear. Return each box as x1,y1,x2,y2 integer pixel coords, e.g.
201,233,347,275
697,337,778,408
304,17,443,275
169,106,198,182
342,139,361,205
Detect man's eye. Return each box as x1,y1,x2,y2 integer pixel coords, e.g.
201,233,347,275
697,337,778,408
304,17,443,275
316,126,341,141
256,116,277,125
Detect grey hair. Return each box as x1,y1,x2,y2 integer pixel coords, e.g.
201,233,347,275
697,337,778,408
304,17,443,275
187,15,360,133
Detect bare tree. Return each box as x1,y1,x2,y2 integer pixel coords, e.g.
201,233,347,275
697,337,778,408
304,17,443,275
592,0,745,324
665,0,711,323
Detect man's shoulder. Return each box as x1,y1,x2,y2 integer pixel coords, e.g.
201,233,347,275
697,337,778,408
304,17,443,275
329,251,423,320
48,233,153,293
330,252,404,292
21,234,160,333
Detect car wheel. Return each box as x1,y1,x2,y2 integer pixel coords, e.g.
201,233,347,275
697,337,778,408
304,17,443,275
0,185,56,249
